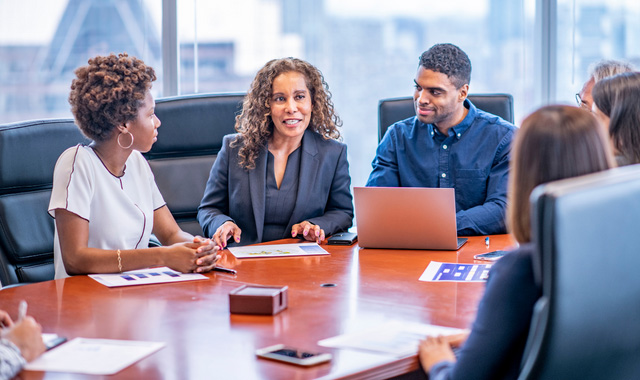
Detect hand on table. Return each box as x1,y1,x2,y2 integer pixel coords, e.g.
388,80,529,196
192,236,221,273
418,335,458,373
165,239,218,273
291,221,325,244
213,221,242,249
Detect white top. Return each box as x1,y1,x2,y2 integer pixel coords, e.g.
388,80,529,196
49,145,165,279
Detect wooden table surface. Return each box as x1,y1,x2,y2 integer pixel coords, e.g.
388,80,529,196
1,235,515,380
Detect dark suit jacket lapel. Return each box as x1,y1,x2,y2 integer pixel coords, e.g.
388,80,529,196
249,144,267,242
287,130,319,230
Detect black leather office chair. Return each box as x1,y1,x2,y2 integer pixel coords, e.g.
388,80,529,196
0,119,90,286
377,94,514,141
0,93,244,286
146,93,244,236
518,164,640,379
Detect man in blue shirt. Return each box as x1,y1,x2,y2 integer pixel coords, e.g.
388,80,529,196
367,43,516,235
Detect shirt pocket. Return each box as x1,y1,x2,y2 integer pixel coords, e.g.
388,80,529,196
454,169,489,209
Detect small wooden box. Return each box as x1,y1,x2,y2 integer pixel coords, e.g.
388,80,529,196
229,285,288,315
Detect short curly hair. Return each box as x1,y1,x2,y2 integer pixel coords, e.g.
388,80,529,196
68,53,156,142
233,57,342,170
419,43,471,89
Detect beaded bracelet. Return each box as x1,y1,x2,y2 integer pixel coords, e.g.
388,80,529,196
117,249,123,273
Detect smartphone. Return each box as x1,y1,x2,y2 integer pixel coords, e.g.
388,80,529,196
256,344,332,366
44,336,67,351
474,250,509,261
327,232,358,245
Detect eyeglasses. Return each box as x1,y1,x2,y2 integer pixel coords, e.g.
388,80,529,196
575,93,590,110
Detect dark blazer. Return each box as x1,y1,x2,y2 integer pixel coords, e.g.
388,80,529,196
198,130,354,245
429,244,541,380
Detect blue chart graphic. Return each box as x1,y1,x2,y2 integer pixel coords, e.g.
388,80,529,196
90,266,207,288
120,271,180,282
299,245,327,253
434,263,491,282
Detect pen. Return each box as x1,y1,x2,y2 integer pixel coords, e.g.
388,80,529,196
18,300,27,321
213,266,237,275
485,236,490,248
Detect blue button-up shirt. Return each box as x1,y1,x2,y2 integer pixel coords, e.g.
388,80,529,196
366,100,516,235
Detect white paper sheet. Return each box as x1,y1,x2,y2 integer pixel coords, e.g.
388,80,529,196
419,261,493,282
227,243,330,259
89,266,207,287
25,338,165,375
318,320,465,357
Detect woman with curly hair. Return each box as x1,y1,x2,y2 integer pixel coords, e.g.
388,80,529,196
198,57,353,247
49,53,220,279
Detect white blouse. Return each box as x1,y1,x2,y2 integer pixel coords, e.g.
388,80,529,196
49,145,165,279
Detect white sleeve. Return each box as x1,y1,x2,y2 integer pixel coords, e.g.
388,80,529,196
48,146,95,220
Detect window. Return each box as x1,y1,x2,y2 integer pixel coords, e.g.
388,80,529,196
556,0,640,104
177,0,536,187
2,0,636,187
0,0,162,123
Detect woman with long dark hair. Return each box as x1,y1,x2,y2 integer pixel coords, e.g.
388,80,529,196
419,105,614,379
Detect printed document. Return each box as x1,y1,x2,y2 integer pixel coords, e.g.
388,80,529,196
228,243,330,259
89,267,207,287
419,261,493,282
318,320,465,357
25,338,165,375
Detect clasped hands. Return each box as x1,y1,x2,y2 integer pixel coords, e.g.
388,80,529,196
169,236,220,274
213,220,326,249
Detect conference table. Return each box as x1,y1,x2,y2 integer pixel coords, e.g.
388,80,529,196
2,234,515,379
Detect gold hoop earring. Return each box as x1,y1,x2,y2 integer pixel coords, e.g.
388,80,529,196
117,130,134,149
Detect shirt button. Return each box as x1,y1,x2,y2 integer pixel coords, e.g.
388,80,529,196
457,133,461,138
443,144,448,150
441,173,446,178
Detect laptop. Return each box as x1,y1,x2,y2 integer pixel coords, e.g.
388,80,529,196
353,187,467,250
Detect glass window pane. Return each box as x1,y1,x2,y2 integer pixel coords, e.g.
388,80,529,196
0,0,163,124
180,0,535,187
557,0,640,105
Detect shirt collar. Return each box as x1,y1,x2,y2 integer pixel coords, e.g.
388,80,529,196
427,98,476,140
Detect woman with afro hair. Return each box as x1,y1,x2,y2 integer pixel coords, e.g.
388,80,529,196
49,53,220,279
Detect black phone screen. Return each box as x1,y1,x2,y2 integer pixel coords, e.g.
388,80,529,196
271,348,318,358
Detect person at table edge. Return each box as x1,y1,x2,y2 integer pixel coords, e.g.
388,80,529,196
366,43,516,235
198,57,353,247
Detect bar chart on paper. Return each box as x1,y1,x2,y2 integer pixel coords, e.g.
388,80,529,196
88,267,208,287
419,262,492,282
